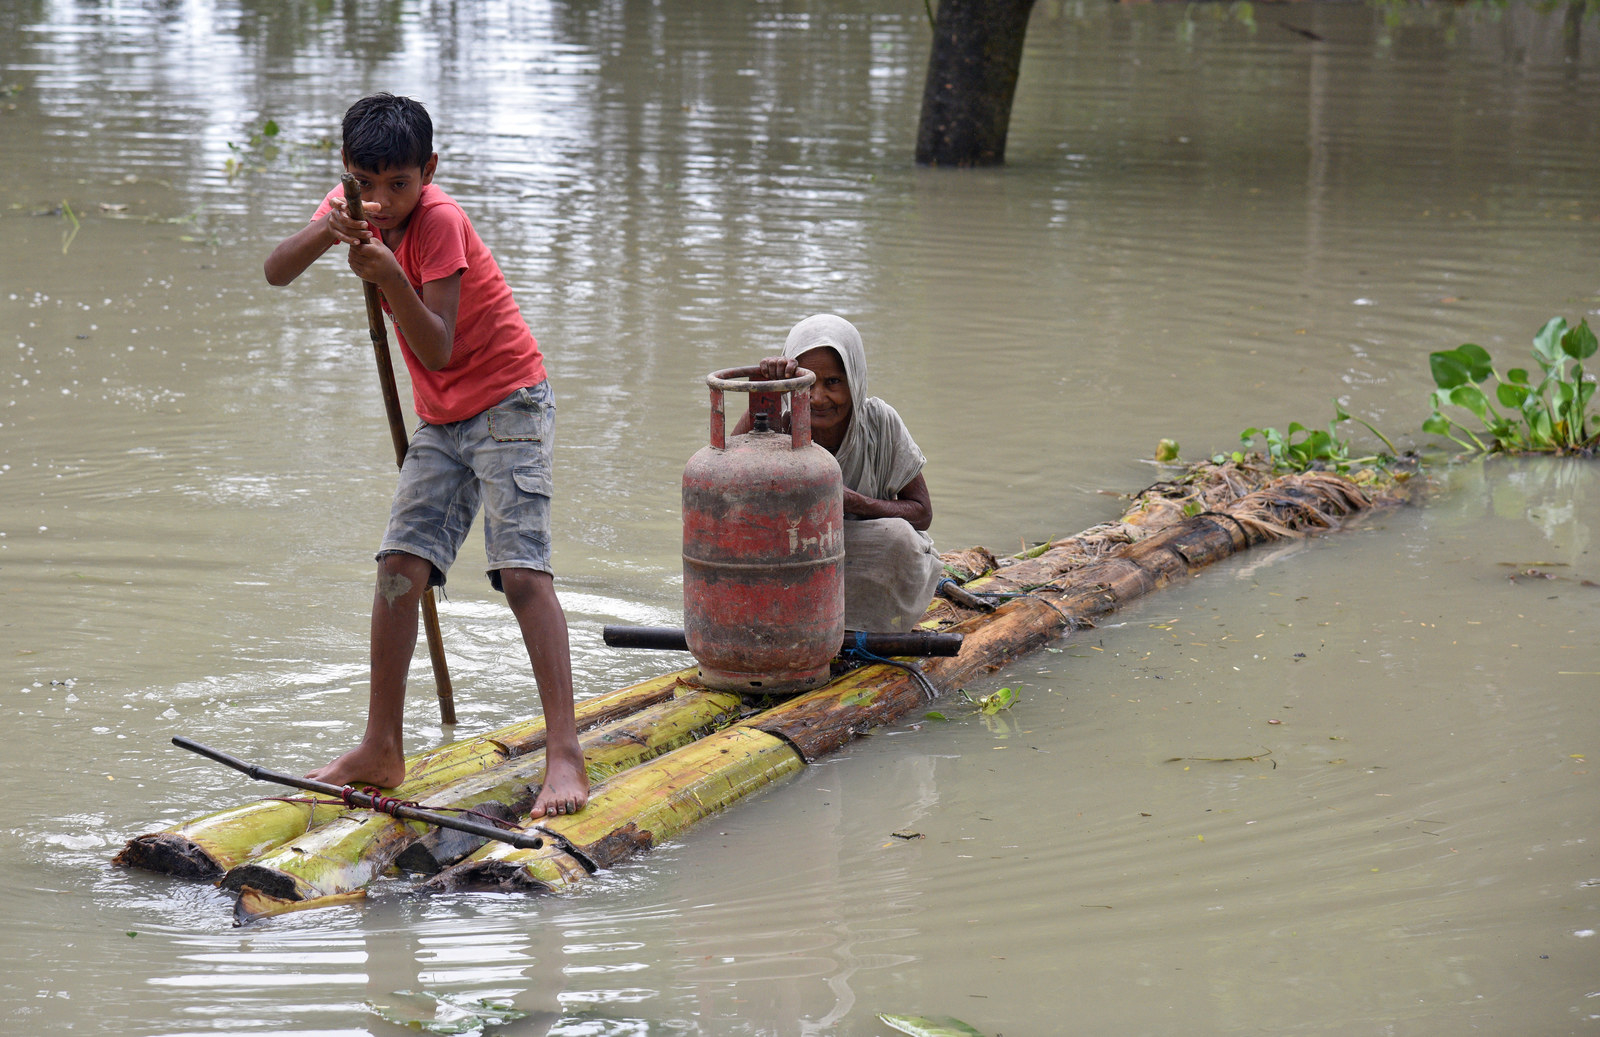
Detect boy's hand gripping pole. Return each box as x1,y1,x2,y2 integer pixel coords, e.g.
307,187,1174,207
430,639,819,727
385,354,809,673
341,173,457,726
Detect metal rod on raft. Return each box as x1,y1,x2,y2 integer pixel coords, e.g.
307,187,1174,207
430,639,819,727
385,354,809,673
602,625,964,658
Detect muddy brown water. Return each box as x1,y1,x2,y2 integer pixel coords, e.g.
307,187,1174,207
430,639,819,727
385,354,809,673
2,2,1597,1034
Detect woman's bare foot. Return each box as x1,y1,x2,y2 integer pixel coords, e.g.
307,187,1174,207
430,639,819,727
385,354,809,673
306,740,406,789
530,741,590,818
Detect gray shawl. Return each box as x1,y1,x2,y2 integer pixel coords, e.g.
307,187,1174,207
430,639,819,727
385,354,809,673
780,314,925,500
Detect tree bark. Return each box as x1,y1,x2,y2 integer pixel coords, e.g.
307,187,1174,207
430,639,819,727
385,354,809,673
915,0,1037,167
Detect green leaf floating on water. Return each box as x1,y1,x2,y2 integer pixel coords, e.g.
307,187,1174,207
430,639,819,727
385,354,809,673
975,686,1015,715
367,990,529,1034
877,1013,986,1037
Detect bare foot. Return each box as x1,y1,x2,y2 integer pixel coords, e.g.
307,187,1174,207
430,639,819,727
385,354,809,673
530,741,589,819
306,741,406,789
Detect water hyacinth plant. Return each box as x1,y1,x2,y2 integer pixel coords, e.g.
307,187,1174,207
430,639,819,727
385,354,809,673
1424,316,1598,455
1214,401,1397,475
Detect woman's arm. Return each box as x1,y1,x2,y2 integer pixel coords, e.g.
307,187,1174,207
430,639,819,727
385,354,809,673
731,355,798,435
844,472,932,531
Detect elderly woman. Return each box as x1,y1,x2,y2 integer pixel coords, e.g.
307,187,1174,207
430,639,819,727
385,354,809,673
735,314,945,632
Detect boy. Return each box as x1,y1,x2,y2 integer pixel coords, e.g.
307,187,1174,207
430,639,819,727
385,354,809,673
263,92,587,819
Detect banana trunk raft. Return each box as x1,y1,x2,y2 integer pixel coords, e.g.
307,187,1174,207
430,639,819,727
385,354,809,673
116,460,1406,923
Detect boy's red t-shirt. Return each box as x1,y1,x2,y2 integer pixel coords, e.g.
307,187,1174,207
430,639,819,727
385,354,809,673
313,184,545,424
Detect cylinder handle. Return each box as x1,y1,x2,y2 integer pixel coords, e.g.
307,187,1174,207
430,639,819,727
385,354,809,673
704,366,815,450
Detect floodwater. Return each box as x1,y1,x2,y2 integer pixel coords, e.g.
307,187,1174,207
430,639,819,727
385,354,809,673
2,1,1597,1033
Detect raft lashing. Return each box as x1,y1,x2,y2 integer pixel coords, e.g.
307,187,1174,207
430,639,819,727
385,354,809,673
115,460,1406,922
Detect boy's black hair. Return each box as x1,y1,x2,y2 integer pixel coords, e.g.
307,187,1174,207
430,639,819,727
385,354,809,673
342,92,432,173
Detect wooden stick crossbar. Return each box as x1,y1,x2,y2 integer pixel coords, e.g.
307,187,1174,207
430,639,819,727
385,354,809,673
172,736,543,850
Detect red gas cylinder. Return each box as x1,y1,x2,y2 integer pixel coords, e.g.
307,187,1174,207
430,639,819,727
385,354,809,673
682,366,845,692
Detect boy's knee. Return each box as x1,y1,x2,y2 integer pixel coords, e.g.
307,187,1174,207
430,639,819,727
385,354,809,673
496,566,554,604
377,550,435,581
374,552,434,607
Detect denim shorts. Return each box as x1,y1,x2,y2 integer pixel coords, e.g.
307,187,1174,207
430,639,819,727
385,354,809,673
379,381,556,590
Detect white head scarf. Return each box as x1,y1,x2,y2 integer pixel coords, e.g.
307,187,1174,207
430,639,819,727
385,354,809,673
780,314,925,500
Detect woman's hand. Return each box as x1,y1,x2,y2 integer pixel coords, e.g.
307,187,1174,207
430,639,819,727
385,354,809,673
730,356,800,436
842,487,874,515
842,475,933,531
756,355,800,380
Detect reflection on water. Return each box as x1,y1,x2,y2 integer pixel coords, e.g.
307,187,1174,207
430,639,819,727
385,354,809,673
2,1,1598,1034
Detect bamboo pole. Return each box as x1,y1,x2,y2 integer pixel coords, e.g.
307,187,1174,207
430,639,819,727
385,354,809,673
113,728,520,879
175,736,548,849
340,173,455,724
235,887,366,924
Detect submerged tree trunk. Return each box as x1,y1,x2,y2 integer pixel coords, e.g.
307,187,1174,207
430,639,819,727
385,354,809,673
915,0,1037,167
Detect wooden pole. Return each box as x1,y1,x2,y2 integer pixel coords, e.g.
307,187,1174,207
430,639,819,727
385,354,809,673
340,173,456,725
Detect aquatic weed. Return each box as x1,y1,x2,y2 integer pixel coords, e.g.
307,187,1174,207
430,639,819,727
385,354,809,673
224,119,281,180
1423,316,1598,456
58,199,80,254
1213,400,1397,475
